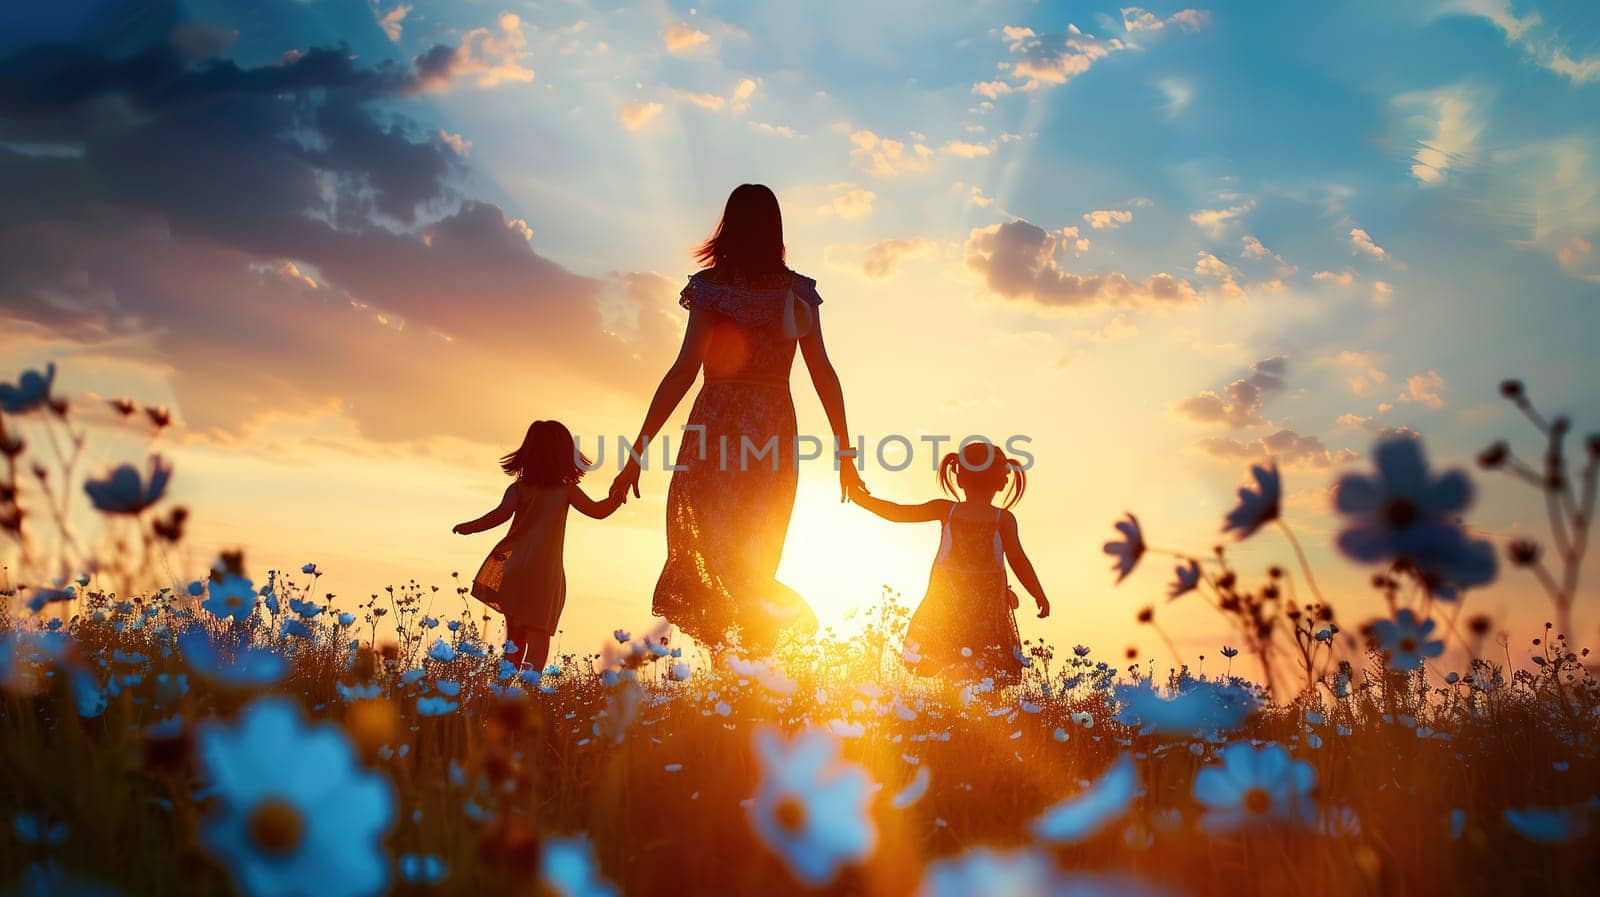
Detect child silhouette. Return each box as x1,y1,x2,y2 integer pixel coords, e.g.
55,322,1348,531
850,442,1048,682
454,420,623,668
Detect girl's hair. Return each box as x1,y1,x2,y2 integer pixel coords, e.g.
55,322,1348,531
939,441,1027,509
500,420,590,485
693,184,786,277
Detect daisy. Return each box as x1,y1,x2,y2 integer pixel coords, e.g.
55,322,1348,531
1032,753,1140,843
1192,741,1316,832
196,698,395,897
748,726,876,886
1167,560,1202,600
202,575,257,622
0,363,55,413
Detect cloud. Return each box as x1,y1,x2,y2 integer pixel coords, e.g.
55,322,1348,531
413,13,534,91
1195,430,1358,469
1350,226,1387,260
1156,77,1193,116
1334,350,1389,397
730,77,757,113
1193,251,1246,299
662,22,711,55
619,100,664,131
1083,208,1134,230
1313,269,1356,286
964,220,1199,311
1121,7,1211,32
941,140,993,158
850,130,934,178
952,182,994,208
748,121,801,138
1240,234,1297,276
1175,356,1287,428
1188,201,1254,238
971,80,1014,99
1485,136,1600,278
999,23,1130,90
1394,85,1483,186
1437,0,1600,84
1398,370,1445,409
375,3,411,42
0,6,673,444
817,183,876,219
436,130,472,156
860,238,935,278
1073,313,1137,342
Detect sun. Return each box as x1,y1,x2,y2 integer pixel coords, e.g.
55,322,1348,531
776,474,938,633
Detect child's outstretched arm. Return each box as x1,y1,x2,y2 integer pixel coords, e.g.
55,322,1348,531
999,510,1050,618
848,489,951,524
453,483,517,535
569,483,625,520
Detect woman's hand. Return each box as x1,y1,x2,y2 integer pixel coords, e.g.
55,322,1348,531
611,458,642,501
451,523,469,535
839,458,867,503
1035,596,1051,619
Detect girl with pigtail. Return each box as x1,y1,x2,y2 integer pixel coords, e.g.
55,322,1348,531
848,441,1049,682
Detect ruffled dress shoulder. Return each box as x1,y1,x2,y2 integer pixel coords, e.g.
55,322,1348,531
677,268,822,327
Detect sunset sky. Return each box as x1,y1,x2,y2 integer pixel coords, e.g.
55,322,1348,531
2,0,1597,662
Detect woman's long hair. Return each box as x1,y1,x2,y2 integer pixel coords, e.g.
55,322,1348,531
694,184,786,277
500,420,590,486
939,441,1027,509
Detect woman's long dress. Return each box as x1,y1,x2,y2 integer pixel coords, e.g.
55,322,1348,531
902,505,1024,682
652,267,823,650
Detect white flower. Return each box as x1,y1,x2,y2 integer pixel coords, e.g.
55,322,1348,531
1032,753,1140,843
747,727,876,886
1192,741,1316,832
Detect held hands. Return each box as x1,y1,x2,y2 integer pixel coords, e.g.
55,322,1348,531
610,458,642,501
839,457,868,504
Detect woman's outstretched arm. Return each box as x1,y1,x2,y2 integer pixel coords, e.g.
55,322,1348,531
797,308,864,501
569,484,624,520
453,483,517,535
611,309,714,499
999,510,1050,618
850,492,951,524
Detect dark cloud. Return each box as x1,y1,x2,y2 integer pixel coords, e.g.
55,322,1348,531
1175,356,1287,428
964,220,1199,311
0,4,671,443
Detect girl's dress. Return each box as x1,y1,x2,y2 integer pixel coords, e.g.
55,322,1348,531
903,504,1023,681
653,267,824,650
471,482,571,635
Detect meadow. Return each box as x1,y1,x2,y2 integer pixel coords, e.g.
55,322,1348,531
2,364,1598,897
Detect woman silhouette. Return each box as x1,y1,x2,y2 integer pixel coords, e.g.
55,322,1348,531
611,184,864,652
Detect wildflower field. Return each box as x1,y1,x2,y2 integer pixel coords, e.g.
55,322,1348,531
3,366,1599,897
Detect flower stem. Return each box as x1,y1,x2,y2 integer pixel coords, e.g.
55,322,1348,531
1275,519,1328,607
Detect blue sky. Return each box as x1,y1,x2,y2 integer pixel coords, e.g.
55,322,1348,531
1,0,1597,653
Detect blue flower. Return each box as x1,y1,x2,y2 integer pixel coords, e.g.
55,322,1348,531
196,698,395,897
1032,753,1139,843
1370,609,1443,671
288,598,322,619
25,583,75,614
1503,806,1591,844
397,854,447,885
178,628,287,687
417,696,458,716
1334,436,1497,597
426,639,456,663
337,613,357,627
1102,514,1145,583
0,362,55,413
203,575,257,622
300,564,319,576
12,813,69,847
1193,742,1316,832
1222,462,1280,540
917,848,1176,897
748,727,877,886
280,619,312,640
1167,560,1201,600
1114,680,1257,736
541,836,619,897
83,455,172,515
